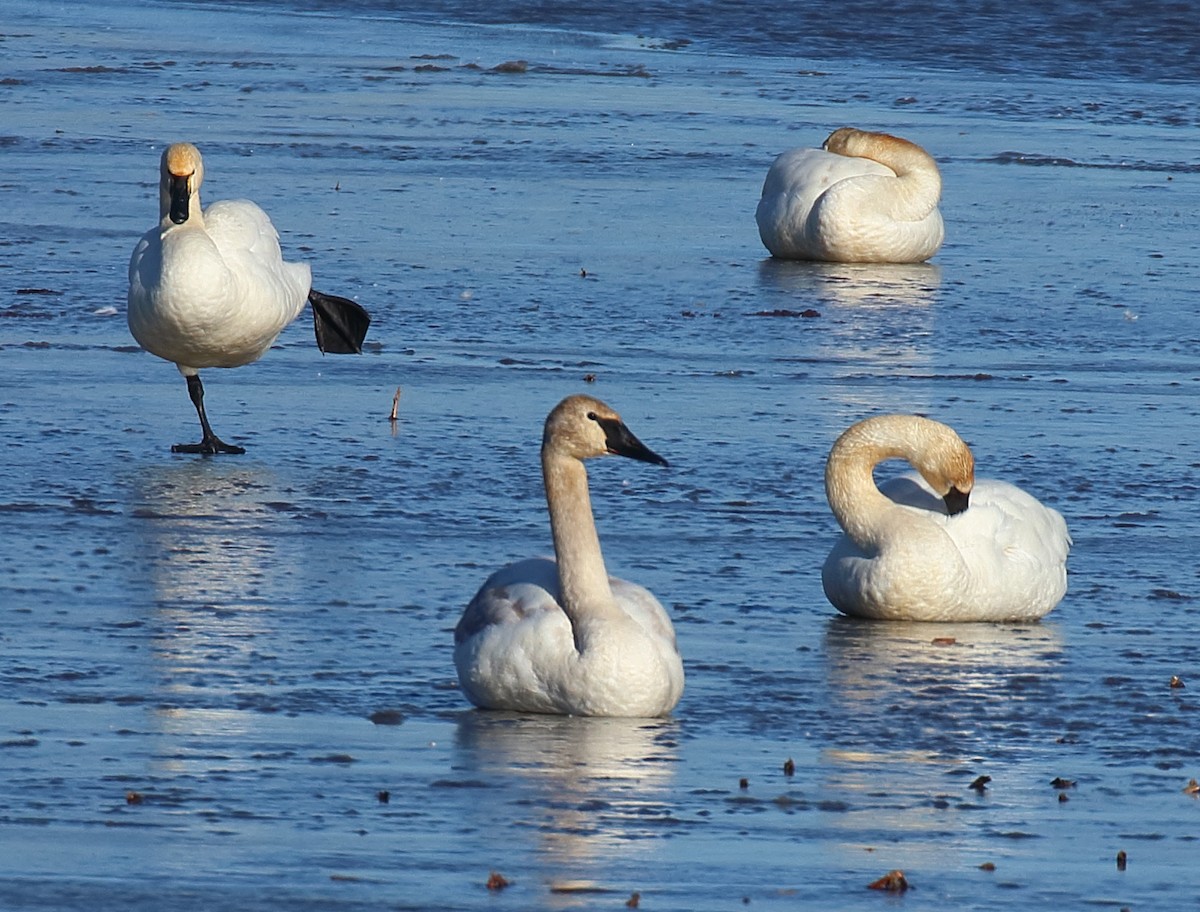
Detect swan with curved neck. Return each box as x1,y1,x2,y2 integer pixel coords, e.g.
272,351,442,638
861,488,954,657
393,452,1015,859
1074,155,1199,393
454,395,684,717
128,142,370,454
755,127,944,263
822,415,1070,622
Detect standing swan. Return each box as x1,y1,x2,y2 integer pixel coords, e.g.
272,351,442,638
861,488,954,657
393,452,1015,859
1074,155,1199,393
128,142,371,454
454,395,684,717
755,127,944,263
822,415,1070,622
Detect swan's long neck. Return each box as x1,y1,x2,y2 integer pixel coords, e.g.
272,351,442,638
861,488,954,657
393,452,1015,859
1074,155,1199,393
542,449,623,647
873,140,941,221
828,131,941,223
825,426,916,548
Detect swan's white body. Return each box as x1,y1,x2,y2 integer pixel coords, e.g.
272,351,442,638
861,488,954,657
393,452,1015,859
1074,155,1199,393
755,127,944,263
128,142,368,453
822,415,1070,622
128,144,309,375
454,396,684,717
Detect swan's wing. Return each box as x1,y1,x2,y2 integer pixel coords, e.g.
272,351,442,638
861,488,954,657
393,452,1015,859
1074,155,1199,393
881,473,1071,566
454,557,588,714
455,560,679,648
942,479,1071,618
127,227,158,288
609,577,679,651
204,199,311,315
760,147,895,200
126,228,163,342
952,479,1071,563
756,148,894,258
203,199,284,260
454,556,562,644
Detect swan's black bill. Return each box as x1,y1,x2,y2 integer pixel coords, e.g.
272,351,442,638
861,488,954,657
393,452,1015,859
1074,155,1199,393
943,486,970,515
310,289,371,354
169,174,191,224
597,417,668,467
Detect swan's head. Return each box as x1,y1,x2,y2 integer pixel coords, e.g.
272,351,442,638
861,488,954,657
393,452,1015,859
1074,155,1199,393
912,420,974,516
822,127,935,168
543,395,668,467
822,126,866,153
160,142,204,225
828,414,974,516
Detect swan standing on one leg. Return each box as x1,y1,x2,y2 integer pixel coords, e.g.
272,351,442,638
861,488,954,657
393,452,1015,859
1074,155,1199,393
128,142,371,454
755,127,944,263
454,395,684,717
821,415,1070,622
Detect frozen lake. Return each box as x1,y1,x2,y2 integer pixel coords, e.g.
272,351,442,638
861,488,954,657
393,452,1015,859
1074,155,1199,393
2,0,1200,908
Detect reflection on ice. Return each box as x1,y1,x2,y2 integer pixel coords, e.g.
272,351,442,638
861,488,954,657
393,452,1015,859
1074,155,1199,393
454,713,679,900
130,460,291,607
757,258,942,308
149,705,260,774
823,615,1064,712
127,461,298,701
755,259,942,385
130,464,292,611
815,617,1067,859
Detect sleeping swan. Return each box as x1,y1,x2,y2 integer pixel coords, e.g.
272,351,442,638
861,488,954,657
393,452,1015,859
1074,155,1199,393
822,415,1070,622
454,395,684,717
755,127,944,263
128,142,371,454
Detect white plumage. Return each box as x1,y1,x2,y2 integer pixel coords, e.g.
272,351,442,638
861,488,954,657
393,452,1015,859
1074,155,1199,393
128,142,369,454
755,127,944,263
454,395,684,717
821,415,1071,622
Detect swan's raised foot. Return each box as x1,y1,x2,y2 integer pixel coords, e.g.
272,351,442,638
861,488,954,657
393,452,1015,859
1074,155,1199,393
310,289,371,354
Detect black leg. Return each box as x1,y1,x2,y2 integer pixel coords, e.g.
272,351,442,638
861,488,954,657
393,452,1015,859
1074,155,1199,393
172,373,245,455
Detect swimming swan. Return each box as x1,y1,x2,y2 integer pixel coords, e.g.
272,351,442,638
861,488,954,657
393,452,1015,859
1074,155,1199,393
822,415,1070,622
454,395,684,717
128,142,371,454
755,127,944,263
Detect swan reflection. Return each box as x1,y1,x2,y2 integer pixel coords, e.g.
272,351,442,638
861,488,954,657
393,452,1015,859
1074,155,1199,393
824,615,1064,708
454,712,679,901
757,259,941,309
128,461,299,702
757,259,942,378
814,617,1066,860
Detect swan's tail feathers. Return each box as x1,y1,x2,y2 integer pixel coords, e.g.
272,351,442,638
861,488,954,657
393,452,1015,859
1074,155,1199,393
309,289,371,354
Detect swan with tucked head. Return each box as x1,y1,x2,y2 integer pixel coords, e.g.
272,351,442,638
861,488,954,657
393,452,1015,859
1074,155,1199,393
755,127,944,263
822,415,1070,622
128,142,371,454
454,395,684,717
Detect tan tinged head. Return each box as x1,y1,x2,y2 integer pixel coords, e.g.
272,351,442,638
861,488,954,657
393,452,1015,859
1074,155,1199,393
164,142,203,180
821,127,937,171
159,142,205,225
913,418,974,513
543,395,667,466
823,126,914,155
822,126,865,154
830,414,974,515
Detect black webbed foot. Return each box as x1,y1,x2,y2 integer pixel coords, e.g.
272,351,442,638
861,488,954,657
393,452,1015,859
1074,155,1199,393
172,434,245,455
310,289,371,354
